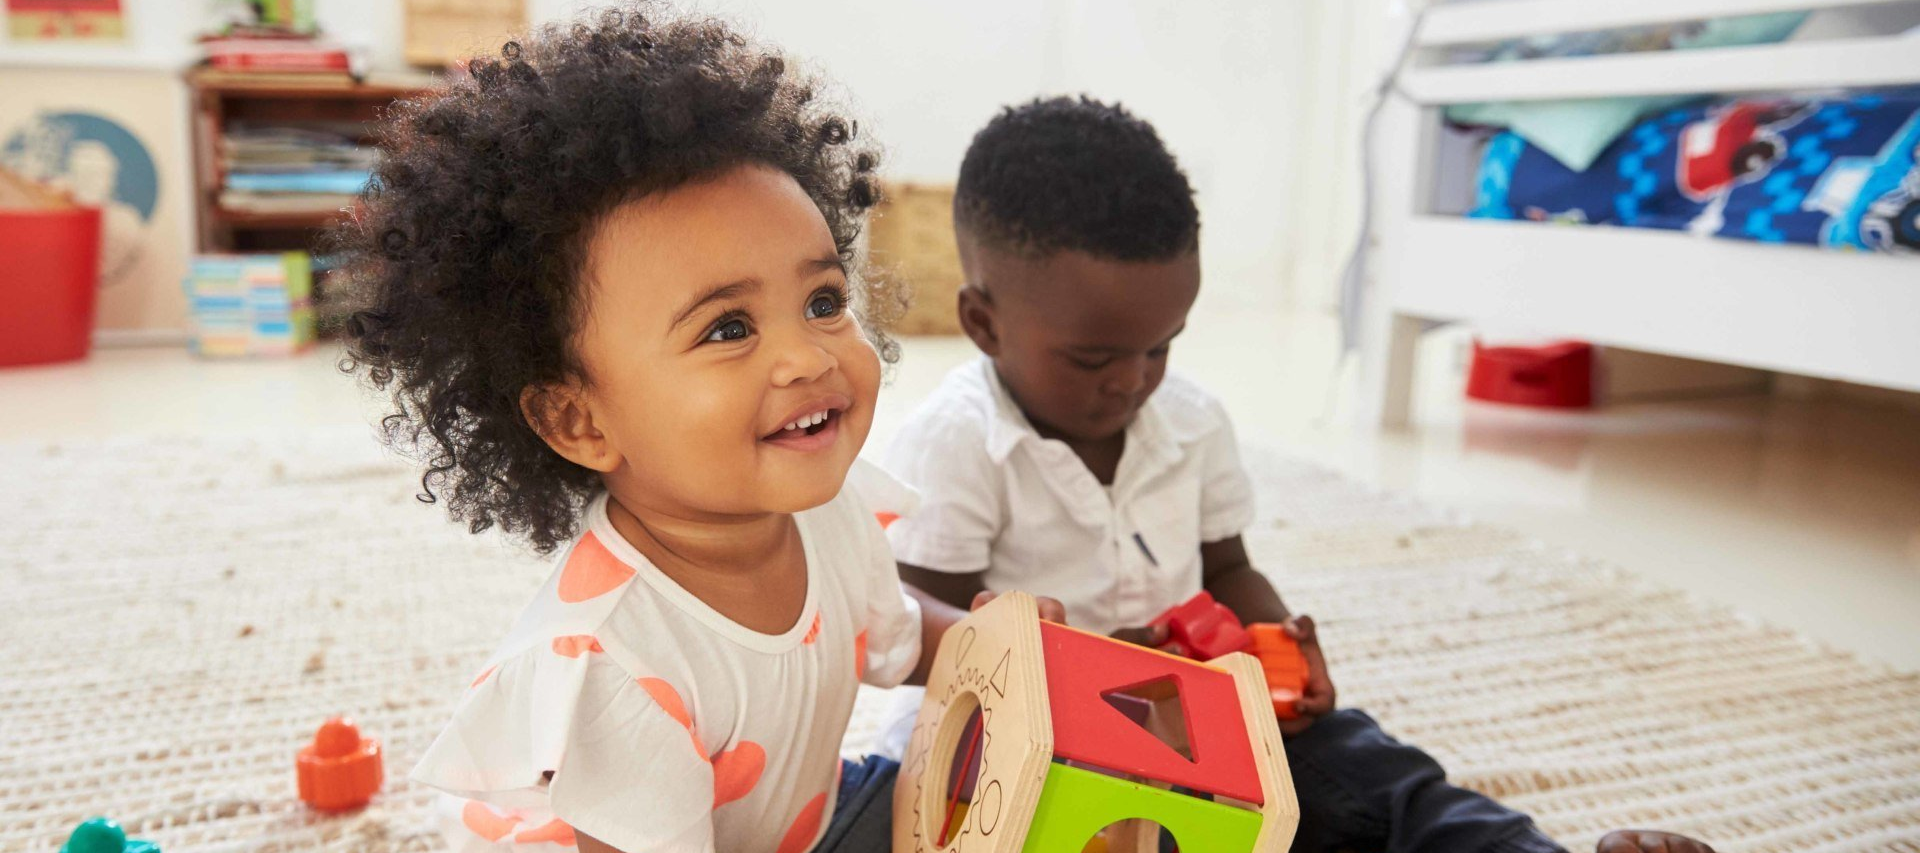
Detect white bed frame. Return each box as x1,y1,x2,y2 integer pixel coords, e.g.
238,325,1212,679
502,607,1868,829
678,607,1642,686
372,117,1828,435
1361,0,1920,426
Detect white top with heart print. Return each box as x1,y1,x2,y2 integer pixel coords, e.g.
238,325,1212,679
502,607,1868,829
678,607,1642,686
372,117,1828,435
411,462,922,853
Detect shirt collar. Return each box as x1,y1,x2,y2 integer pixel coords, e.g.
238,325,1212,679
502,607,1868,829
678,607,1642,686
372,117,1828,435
980,360,1035,464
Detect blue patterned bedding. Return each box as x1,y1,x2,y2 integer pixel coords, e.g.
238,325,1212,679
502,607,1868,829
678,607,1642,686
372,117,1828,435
1471,91,1920,254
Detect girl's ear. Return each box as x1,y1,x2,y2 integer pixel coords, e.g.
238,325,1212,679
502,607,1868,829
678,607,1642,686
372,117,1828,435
520,382,621,474
956,286,1001,357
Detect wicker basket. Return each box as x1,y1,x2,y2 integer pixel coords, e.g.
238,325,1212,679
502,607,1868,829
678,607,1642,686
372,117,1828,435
867,182,964,336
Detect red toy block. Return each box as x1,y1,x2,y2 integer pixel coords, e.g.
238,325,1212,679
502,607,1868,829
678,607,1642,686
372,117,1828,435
1247,624,1310,721
1038,621,1264,805
297,717,383,812
1149,591,1252,662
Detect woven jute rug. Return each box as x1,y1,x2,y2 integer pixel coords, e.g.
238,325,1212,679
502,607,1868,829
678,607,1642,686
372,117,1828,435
2,429,1916,852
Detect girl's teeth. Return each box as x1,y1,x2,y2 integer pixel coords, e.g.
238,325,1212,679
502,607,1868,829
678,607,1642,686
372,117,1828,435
773,410,834,437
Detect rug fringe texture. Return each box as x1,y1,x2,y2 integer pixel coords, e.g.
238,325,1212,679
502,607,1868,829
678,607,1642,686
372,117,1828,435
1,432,1915,851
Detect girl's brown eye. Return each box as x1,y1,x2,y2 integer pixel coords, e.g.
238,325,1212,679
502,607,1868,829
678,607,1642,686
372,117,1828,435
806,291,844,319
704,318,750,343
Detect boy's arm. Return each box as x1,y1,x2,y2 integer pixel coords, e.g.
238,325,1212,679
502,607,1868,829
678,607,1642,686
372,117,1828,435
1201,536,1288,623
899,562,986,611
1202,535,1336,733
900,578,1063,687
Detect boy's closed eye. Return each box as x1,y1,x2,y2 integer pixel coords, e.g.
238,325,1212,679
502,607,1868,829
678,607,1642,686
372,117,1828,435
1061,342,1174,372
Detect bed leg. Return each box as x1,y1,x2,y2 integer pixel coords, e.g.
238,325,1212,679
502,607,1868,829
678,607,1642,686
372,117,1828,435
1364,312,1423,429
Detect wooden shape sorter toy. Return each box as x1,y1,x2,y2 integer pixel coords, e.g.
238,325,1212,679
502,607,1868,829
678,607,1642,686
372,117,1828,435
894,593,1299,853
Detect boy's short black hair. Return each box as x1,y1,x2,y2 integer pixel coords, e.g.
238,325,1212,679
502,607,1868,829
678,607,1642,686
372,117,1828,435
954,95,1198,262
336,4,893,553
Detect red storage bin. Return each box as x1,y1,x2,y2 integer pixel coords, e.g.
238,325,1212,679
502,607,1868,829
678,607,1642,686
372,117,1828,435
0,206,101,367
1466,339,1594,408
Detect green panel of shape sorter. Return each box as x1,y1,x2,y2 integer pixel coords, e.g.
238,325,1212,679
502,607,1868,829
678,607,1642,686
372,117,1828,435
1021,762,1263,852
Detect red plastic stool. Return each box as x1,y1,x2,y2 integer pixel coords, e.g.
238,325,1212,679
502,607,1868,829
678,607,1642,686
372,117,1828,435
1466,340,1593,408
0,206,101,367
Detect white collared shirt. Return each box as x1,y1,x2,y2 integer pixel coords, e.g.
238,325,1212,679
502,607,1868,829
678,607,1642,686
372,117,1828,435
883,357,1255,637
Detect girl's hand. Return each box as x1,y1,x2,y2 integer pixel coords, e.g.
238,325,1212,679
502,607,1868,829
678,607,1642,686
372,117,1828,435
1279,614,1336,736
970,590,1067,624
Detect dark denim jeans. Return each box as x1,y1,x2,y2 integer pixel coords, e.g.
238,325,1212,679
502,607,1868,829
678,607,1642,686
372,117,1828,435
1283,709,1563,853
814,754,899,853
815,710,1565,853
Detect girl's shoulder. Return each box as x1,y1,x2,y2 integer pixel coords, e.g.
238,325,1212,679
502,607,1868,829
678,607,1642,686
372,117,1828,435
806,458,916,550
464,504,658,674
842,457,919,523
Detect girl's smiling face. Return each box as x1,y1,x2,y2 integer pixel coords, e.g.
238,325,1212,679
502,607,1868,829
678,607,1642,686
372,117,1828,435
534,163,881,519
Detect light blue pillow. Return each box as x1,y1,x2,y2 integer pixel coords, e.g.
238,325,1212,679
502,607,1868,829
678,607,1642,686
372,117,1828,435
1447,96,1697,171
1444,12,1808,172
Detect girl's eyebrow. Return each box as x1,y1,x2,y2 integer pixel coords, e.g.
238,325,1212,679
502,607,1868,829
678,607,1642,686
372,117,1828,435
800,254,845,275
670,279,758,330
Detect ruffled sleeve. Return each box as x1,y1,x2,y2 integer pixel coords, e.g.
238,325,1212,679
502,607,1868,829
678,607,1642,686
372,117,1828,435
412,647,718,852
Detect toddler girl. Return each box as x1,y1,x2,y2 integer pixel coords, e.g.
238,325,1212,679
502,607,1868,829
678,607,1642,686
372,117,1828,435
338,7,999,851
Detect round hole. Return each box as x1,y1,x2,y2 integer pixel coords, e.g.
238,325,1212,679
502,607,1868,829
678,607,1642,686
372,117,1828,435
919,690,984,848
1083,818,1176,853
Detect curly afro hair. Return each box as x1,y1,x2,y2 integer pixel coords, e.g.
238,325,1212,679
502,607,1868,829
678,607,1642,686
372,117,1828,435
955,95,1198,262
335,4,897,553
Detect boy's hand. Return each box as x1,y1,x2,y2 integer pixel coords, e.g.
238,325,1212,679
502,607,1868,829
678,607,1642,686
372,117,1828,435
1278,614,1336,736
904,587,1066,687
970,590,1067,624
1108,623,1171,648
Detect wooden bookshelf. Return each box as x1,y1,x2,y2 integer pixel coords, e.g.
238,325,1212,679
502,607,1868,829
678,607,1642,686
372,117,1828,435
211,208,348,230
187,69,439,321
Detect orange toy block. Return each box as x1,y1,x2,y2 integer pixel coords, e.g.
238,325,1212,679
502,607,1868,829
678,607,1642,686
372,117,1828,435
1247,624,1309,721
1149,591,1252,661
297,717,383,812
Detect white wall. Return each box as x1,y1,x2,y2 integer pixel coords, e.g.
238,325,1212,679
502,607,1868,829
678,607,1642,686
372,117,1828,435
2,0,1327,313
542,0,1315,313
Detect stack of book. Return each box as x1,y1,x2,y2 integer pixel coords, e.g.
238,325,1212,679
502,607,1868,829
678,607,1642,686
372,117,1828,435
183,253,316,357
219,124,373,216
196,2,356,87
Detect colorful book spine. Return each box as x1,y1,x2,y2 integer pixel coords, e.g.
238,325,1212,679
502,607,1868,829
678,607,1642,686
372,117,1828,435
225,171,370,195
183,252,315,357
205,50,350,72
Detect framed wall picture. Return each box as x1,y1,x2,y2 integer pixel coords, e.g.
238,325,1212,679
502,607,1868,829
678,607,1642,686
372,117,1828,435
5,0,125,42
1,67,192,335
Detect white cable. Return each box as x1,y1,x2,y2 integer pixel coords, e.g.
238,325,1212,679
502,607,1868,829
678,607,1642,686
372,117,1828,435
1320,0,1432,424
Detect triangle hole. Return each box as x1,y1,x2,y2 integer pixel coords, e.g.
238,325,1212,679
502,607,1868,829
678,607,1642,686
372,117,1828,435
1100,675,1195,762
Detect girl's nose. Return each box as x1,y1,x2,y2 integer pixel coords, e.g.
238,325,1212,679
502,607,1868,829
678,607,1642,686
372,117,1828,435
770,330,837,387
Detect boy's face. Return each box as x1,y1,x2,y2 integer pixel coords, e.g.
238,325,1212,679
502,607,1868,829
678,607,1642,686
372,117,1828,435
956,235,1200,443
552,164,881,518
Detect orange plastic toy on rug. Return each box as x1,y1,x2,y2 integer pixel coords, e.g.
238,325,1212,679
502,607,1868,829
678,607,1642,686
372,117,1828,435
297,717,383,811
1149,591,1313,721
1247,624,1310,721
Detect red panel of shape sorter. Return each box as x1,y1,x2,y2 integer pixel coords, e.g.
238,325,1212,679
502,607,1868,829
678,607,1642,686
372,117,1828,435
1038,621,1263,805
